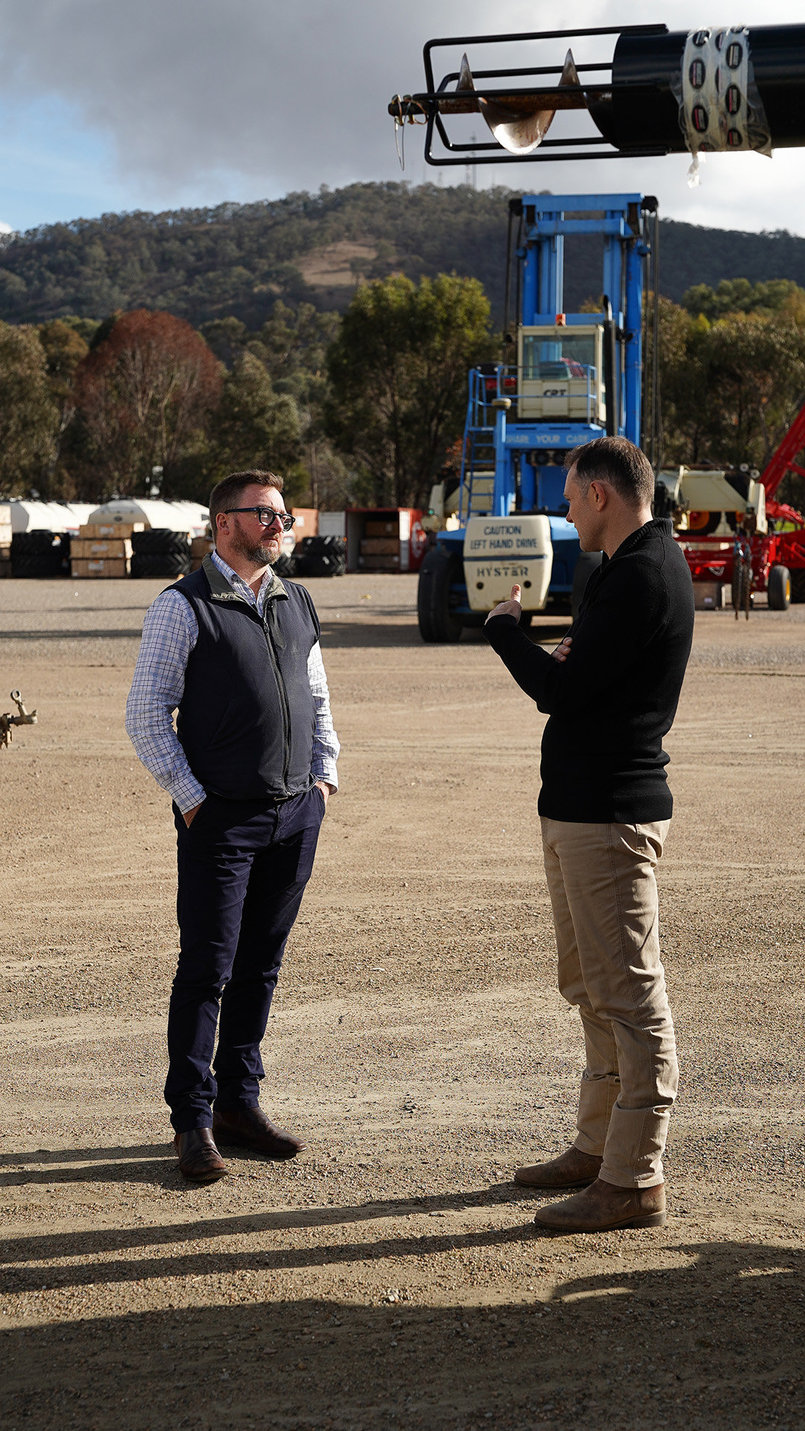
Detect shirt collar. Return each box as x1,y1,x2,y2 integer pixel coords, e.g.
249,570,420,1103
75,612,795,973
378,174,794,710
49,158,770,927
211,548,278,614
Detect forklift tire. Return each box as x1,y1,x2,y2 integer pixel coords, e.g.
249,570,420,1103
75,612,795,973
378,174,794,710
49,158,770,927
790,569,805,604
417,546,464,643
767,564,791,611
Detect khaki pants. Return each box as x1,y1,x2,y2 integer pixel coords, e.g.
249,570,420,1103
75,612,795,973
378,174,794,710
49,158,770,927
541,817,678,1188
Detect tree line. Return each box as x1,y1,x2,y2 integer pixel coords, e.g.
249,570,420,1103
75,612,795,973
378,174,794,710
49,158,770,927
1,272,804,514
0,276,494,512
3,182,805,331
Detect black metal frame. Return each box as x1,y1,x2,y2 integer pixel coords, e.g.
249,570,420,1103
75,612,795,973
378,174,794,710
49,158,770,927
391,24,670,164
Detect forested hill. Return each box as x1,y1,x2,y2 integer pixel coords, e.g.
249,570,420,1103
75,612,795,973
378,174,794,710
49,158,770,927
1,180,804,330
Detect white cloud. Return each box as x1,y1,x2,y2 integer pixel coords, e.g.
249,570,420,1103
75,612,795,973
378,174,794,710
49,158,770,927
0,0,803,233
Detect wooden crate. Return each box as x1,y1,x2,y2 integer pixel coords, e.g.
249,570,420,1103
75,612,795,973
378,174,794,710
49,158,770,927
78,521,144,539
359,553,400,570
71,558,130,578
70,537,133,559
364,519,399,538
360,537,399,556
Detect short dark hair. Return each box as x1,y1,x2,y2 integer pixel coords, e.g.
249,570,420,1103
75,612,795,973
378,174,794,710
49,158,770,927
208,470,284,529
566,437,654,509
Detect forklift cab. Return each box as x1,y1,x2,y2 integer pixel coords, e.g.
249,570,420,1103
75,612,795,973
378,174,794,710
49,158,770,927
517,324,606,425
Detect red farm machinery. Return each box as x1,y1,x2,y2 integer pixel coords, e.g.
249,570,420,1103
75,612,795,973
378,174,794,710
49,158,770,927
655,402,805,615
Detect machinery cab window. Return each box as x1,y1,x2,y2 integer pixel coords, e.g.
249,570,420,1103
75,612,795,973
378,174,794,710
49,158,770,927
517,325,606,425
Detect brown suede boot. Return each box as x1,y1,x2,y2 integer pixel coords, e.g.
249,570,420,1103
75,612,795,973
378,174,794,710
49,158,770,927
533,1177,666,1232
514,1146,603,1189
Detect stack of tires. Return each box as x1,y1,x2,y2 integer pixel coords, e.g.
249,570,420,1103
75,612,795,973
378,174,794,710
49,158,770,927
11,531,69,577
130,528,191,578
292,536,347,578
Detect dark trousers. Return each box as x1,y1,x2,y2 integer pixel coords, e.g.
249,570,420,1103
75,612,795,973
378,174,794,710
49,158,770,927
166,786,325,1133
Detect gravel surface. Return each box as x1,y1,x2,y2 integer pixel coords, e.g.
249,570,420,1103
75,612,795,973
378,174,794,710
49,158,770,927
1,574,803,1430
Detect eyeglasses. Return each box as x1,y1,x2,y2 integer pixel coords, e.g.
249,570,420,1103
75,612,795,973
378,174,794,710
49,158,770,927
225,507,296,532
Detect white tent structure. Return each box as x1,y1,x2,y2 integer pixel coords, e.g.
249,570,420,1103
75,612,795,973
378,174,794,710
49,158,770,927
86,499,209,535
10,501,95,533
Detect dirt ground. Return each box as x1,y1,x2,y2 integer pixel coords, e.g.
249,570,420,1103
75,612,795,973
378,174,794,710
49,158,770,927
1,572,803,1431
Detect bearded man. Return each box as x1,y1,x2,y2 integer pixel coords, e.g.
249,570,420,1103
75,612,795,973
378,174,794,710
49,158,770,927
126,470,339,1183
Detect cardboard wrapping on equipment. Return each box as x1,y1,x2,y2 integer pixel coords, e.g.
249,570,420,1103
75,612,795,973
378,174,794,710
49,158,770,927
71,558,130,578
78,521,144,539
360,537,400,555
190,536,214,557
70,537,133,559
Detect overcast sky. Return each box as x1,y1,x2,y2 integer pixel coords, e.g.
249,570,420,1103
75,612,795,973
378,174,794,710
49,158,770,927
0,0,803,237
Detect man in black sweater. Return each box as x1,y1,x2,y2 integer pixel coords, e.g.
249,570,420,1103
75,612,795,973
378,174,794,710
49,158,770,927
485,436,694,1232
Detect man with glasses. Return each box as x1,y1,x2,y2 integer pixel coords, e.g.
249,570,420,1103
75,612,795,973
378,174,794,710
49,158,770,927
126,470,339,1183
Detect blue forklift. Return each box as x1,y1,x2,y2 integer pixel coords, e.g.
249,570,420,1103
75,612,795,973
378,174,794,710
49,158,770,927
417,192,660,641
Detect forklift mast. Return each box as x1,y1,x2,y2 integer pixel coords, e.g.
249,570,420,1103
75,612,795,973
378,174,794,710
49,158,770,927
504,192,658,457
417,192,659,642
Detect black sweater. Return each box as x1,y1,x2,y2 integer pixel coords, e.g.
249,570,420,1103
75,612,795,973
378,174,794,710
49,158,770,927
484,518,694,823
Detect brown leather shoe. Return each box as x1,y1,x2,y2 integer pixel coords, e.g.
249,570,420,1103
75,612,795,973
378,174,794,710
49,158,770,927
174,1128,228,1183
514,1146,603,1189
533,1177,666,1232
212,1105,305,1160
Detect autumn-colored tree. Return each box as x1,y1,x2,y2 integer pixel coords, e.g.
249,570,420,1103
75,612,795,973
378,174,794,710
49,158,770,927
74,309,222,495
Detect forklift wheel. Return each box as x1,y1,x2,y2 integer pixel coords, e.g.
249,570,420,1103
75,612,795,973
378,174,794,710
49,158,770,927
417,546,464,643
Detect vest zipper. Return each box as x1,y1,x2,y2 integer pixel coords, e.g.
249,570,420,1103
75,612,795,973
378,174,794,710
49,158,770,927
261,607,291,791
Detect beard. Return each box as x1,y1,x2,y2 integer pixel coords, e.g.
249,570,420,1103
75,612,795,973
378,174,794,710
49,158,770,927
230,526,281,566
